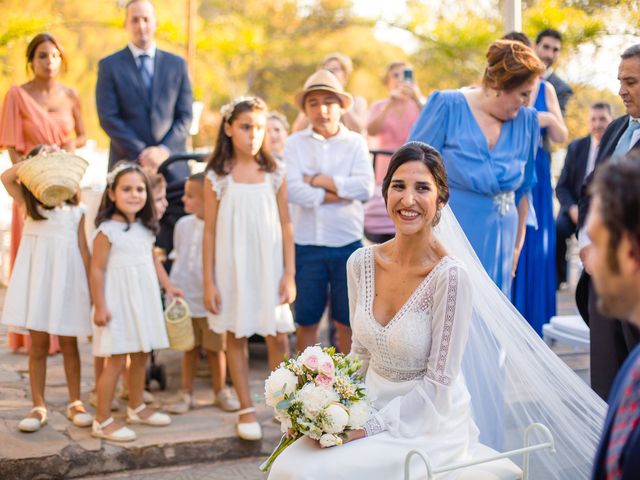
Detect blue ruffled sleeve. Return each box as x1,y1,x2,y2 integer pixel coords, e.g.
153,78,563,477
407,90,449,150
515,108,539,228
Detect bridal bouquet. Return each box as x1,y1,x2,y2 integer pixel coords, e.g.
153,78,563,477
260,345,370,471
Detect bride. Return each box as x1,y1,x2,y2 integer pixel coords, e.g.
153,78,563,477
268,142,606,479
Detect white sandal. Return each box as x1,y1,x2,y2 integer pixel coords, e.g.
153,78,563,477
237,407,262,441
126,403,171,426
66,400,93,428
91,417,136,442
18,406,47,433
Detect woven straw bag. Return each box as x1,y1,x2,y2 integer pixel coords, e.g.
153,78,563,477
17,152,88,207
164,297,195,352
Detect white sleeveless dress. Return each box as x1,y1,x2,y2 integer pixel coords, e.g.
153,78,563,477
206,165,294,338
269,247,496,479
1,204,91,337
91,220,169,356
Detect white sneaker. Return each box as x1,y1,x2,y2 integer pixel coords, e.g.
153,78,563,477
66,400,93,428
214,388,240,412
165,391,194,414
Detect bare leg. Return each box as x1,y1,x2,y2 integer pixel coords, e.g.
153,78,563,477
296,324,320,353
58,336,82,404
226,334,255,423
265,333,290,371
27,330,49,420
333,321,352,354
127,352,148,409
95,354,126,434
181,348,199,393
93,356,106,391
206,349,226,394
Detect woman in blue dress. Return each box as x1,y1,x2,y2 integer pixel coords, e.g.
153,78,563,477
409,40,545,296
512,79,568,335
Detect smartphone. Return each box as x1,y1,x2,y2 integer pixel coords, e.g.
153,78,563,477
403,68,414,83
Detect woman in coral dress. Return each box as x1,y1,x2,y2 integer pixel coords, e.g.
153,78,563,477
0,32,85,352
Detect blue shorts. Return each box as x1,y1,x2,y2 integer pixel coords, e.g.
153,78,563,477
294,241,362,327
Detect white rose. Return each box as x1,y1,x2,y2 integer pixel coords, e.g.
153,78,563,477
322,403,350,434
347,401,371,429
275,412,293,433
296,383,339,418
264,367,298,408
319,433,343,448
299,346,325,370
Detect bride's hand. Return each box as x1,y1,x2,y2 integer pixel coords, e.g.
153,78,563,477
341,429,366,444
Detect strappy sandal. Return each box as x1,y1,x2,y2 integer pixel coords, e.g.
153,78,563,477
91,417,136,442
18,406,47,433
237,407,262,440
126,403,171,426
66,400,93,428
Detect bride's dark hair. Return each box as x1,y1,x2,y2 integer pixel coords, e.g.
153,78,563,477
381,142,449,221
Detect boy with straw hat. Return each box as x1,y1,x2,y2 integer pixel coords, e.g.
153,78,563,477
285,70,374,354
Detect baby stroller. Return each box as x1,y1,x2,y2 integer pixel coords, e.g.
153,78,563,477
145,152,210,390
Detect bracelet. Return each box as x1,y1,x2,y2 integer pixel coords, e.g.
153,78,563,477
310,174,319,187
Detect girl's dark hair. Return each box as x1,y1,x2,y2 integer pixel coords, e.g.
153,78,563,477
20,145,79,220
381,142,449,225
26,32,67,75
205,97,277,176
95,162,159,234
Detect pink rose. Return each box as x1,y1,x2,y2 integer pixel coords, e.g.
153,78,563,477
315,374,335,387
304,354,319,371
318,361,335,377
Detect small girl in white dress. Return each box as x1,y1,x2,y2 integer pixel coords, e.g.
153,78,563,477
203,97,296,441
90,162,182,443
1,158,93,433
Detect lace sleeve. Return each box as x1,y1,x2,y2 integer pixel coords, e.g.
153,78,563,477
272,161,285,192
364,261,473,438
346,248,370,376
206,170,229,200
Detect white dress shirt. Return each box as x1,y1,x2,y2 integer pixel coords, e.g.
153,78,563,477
584,135,599,180
128,42,156,75
169,215,207,317
285,125,374,247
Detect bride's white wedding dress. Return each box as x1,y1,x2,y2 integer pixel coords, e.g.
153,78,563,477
268,247,521,479
267,205,607,479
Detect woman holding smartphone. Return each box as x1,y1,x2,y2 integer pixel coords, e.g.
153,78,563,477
364,61,425,243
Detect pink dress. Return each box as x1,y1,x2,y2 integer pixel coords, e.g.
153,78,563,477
365,98,421,237
0,85,75,353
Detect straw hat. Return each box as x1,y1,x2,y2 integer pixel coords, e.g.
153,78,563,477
293,69,354,111
17,152,88,207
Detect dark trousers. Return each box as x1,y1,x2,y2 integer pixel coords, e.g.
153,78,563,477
555,210,576,286
588,279,640,400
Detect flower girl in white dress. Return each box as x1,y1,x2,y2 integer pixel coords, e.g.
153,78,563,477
1,153,93,433
203,97,296,441
90,162,182,442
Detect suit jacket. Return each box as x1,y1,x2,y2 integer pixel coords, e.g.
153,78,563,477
96,47,193,167
578,115,640,231
592,345,640,480
556,135,590,216
547,72,573,116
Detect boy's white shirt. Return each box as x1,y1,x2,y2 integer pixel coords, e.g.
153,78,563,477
169,214,207,317
284,124,374,247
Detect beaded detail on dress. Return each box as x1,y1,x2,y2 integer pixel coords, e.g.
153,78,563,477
351,247,460,384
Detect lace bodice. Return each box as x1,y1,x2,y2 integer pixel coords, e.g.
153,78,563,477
347,246,473,438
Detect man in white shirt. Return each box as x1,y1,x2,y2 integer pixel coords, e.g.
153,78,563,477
285,69,374,353
576,44,640,400
555,102,612,289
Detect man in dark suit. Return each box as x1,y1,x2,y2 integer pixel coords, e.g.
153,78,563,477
96,0,193,170
577,44,640,400
556,102,612,289
535,29,573,115
586,159,640,480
